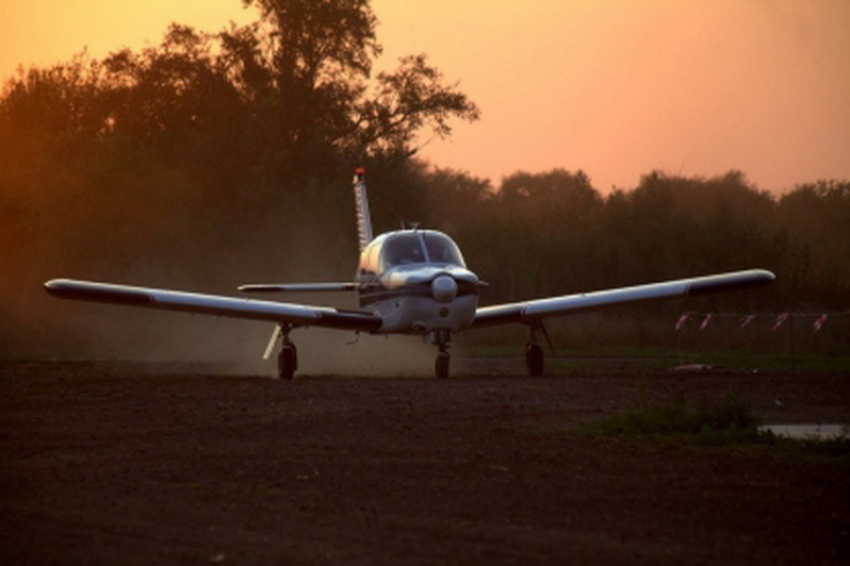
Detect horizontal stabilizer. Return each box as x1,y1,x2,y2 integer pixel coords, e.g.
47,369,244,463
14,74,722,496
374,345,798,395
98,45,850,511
238,283,357,293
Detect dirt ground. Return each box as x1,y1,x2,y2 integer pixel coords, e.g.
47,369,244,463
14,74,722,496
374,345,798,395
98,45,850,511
1,360,848,565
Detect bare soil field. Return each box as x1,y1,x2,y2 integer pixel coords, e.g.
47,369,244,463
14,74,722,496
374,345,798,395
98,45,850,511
1,360,848,564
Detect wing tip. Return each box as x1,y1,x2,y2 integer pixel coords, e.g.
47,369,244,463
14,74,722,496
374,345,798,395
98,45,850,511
44,279,153,305
44,279,72,297
237,284,281,293
688,269,776,296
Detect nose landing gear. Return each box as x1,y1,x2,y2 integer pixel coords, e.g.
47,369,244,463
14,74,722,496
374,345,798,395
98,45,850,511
431,329,452,379
436,348,450,379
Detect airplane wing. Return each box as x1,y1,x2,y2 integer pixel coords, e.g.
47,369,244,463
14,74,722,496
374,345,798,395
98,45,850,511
472,269,775,327
44,279,382,332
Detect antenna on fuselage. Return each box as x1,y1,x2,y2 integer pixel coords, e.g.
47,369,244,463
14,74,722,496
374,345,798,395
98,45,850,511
353,167,373,252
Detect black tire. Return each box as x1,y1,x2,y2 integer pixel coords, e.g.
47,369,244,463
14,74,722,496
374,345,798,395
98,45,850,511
435,352,450,379
278,346,297,380
525,343,544,376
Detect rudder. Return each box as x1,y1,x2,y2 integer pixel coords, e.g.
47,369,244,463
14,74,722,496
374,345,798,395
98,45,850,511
353,167,374,252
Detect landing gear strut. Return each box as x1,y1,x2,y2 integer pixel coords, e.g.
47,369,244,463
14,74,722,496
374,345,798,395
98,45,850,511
432,329,451,379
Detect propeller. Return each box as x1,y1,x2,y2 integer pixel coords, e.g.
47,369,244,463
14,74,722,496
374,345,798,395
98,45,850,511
262,325,282,360
431,275,458,303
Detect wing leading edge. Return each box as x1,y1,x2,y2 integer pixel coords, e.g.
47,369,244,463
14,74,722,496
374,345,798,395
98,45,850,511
472,269,775,327
44,279,382,332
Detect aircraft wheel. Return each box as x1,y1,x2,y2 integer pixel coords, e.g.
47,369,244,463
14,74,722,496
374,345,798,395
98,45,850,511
278,345,297,380
525,343,544,376
435,351,450,379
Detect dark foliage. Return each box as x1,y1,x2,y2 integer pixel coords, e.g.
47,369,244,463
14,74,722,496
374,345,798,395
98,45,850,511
1,1,847,355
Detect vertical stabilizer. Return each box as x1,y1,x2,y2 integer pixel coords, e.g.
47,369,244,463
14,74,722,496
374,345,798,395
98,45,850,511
353,167,374,251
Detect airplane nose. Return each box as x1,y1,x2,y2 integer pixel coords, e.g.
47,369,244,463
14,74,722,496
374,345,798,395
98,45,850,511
431,275,458,303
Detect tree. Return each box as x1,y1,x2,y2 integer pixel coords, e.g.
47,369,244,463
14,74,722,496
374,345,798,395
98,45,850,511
0,0,483,354
354,55,480,156
228,0,478,176
777,180,850,308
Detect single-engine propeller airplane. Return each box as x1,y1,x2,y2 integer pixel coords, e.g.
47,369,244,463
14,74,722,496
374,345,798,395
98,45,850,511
46,168,775,379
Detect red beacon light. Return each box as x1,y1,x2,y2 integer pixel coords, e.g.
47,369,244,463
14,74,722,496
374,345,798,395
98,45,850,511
355,167,366,176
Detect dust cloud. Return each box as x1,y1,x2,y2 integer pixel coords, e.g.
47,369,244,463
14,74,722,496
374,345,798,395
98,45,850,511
11,277,438,378
293,331,436,378
79,312,438,378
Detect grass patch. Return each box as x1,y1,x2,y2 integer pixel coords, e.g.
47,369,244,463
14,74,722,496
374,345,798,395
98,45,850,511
584,392,850,459
586,391,761,444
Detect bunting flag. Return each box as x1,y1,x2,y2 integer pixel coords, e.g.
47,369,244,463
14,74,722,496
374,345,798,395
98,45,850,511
672,311,844,335
771,313,789,332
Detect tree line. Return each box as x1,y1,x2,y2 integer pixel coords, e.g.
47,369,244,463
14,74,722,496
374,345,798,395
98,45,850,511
439,170,849,313
1,0,847,354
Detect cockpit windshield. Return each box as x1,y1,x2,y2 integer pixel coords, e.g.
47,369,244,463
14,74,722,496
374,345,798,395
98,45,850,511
381,231,465,269
423,232,465,265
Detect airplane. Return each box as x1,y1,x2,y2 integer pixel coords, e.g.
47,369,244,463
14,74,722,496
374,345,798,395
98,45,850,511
45,168,776,379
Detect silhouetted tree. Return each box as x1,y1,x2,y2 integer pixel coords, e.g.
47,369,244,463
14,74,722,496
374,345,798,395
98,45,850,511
0,0,480,353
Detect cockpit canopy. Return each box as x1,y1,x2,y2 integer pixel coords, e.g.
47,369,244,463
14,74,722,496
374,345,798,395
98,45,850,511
359,230,466,275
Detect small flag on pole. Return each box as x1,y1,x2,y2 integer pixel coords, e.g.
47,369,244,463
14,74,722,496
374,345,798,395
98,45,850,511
675,313,690,331
812,314,828,333
739,315,756,329
698,314,712,331
771,313,789,332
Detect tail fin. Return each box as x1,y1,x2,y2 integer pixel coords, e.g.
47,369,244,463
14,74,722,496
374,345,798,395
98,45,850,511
353,167,374,252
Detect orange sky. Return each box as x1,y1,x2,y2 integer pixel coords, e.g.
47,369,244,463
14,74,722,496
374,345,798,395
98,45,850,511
3,0,849,193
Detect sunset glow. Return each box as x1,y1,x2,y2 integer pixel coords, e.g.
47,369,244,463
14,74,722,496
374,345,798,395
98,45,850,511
3,0,848,193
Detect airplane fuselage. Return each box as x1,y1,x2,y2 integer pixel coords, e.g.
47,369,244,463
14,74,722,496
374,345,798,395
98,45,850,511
356,230,481,335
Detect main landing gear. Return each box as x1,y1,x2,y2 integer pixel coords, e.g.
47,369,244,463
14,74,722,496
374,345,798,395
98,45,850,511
274,326,297,380
525,320,552,377
525,342,544,376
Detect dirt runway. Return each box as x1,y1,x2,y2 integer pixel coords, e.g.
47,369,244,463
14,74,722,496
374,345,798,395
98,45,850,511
1,361,848,564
